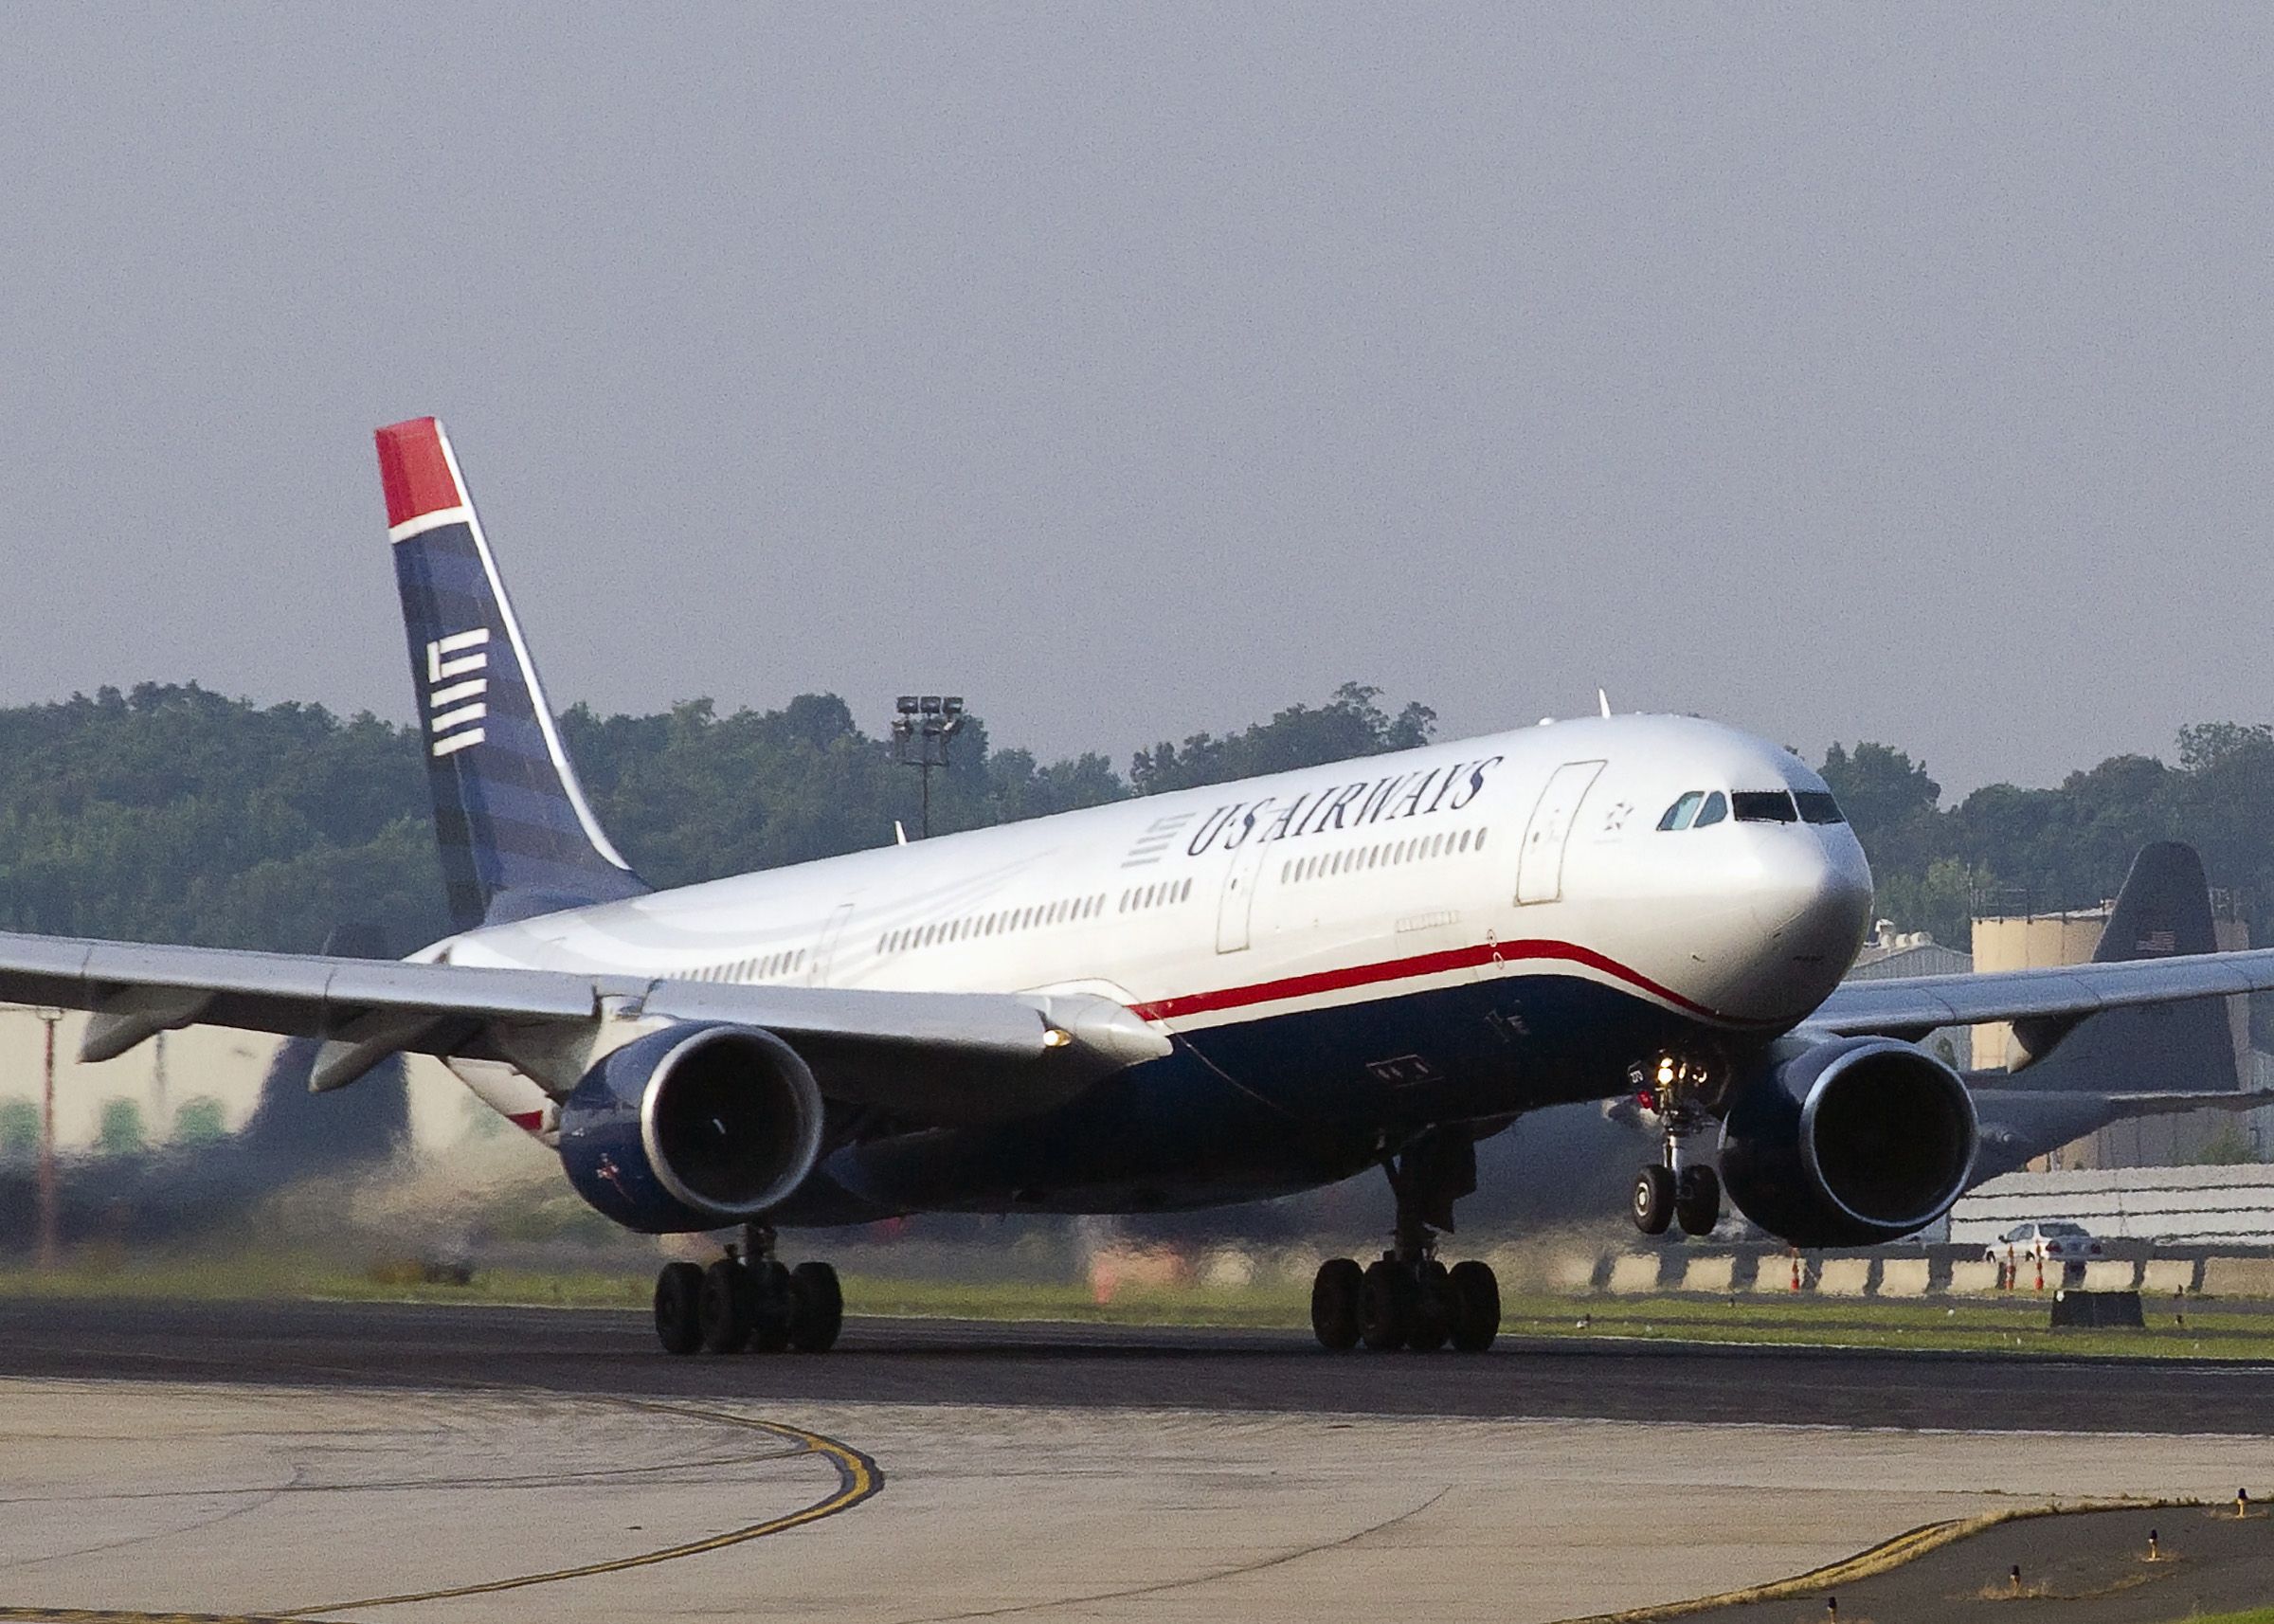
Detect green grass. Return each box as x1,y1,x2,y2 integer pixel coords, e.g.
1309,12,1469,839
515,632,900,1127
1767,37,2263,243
4,1254,2274,1361
2159,1611,2274,1624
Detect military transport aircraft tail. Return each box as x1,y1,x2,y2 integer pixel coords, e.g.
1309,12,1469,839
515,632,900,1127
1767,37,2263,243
1984,839,2237,1091
375,417,648,930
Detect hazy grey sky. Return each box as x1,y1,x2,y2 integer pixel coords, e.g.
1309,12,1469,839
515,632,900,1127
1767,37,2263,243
4,6,2268,798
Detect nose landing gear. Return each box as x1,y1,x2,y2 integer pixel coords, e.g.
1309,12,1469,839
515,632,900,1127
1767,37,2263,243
1630,1057,1724,1238
1310,1128,1502,1354
653,1224,843,1356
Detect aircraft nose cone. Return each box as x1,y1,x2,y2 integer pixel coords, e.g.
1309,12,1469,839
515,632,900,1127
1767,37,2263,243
1742,831,1874,1010
1754,834,1871,935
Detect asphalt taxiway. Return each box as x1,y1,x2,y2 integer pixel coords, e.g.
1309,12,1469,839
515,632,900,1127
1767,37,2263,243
0,1298,2268,1623
0,1295,2268,1434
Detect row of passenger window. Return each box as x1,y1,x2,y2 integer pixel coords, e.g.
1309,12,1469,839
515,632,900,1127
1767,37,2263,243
878,892,1111,956
684,947,804,983
1278,826,1487,886
1120,876,1195,913
1657,788,1846,831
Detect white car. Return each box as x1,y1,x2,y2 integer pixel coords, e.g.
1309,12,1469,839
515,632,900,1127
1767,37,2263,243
1984,1220,2103,1264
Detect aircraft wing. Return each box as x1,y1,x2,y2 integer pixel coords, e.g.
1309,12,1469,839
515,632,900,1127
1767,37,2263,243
1809,947,2274,1043
0,929,1167,1125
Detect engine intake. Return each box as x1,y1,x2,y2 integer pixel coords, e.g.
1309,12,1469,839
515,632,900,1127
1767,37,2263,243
557,1022,825,1234
1717,1036,1977,1247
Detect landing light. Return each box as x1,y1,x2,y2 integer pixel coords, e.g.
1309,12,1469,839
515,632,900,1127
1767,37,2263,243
1042,1028,1072,1049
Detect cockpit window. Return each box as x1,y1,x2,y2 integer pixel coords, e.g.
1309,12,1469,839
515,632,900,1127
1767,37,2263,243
1692,791,1727,827
1794,790,1846,825
1656,791,1706,831
1731,790,1798,823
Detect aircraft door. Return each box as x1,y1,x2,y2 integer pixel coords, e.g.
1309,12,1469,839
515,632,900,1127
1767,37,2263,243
1215,830,1272,953
1514,760,1606,905
810,902,856,984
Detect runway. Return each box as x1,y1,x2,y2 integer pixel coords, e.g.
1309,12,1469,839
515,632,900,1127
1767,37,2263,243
0,1294,2268,1434
0,1296,2270,1623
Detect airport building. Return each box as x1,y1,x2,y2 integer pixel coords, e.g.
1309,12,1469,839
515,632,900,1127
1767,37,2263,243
1846,919,1973,1072
0,1004,466,1160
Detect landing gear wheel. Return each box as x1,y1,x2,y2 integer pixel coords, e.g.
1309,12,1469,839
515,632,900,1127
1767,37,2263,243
788,1261,843,1352
1447,1259,1501,1353
1674,1165,1722,1237
698,1258,754,1355
1310,1257,1363,1351
1360,1259,1417,1351
1632,1164,1675,1236
749,1260,794,1353
654,1261,704,1356
1405,1261,1453,1353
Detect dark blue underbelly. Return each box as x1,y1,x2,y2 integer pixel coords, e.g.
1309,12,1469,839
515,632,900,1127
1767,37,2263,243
779,971,1713,1224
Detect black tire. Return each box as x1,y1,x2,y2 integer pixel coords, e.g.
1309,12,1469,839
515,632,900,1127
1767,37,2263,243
749,1260,795,1353
1360,1259,1417,1351
1674,1164,1722,1237
1632,1164,1675,1236
1404,1260,1453,1353
698,1259,753,1355
1310,1257,1363,1351
789,1261,844,1353
1448,1259,1501,1353
654,1261,705,1356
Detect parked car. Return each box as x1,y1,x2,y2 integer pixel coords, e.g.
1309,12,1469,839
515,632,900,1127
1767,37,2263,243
1985,1220,2103,1264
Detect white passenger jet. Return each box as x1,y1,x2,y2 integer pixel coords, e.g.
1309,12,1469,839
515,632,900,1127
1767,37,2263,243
7,417,2273,1357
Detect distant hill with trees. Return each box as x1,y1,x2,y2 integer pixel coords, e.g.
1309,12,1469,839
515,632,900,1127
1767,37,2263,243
4,678,2272,977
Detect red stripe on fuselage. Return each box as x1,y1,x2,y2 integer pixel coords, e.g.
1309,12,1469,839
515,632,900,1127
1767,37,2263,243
375,417,463,527
1128,938,1737,1026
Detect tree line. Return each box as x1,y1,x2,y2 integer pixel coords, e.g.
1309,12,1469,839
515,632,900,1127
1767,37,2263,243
2,678,2269,969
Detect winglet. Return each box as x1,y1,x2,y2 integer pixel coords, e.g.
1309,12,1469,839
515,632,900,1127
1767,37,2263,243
375,418,470,536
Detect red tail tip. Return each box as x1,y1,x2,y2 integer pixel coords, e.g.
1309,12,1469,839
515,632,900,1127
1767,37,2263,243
375,417,464,529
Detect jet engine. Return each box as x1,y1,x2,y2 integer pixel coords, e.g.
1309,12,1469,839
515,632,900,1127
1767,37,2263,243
556,1022,826,1234
1716,1036,1977,1248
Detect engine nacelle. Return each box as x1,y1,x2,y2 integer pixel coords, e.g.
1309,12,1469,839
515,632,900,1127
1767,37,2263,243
556,1022,825,1234
1717,1036,1977,1248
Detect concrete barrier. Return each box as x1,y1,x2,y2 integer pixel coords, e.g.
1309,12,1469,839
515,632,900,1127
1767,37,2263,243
1542,1250,2274,1298
1878,1258,1931,1297
1817,1258,1872,1296
1544,1251,1599,1292
2141,1258,2195,1293
1946,1260,2000,1293
2202,1257,2274,1297
1606,1254,1661,1293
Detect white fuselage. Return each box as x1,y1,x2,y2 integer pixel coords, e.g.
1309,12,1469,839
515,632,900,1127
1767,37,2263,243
435,713,1874,1132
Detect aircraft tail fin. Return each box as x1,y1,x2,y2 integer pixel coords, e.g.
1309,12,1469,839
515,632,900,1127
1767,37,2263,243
2092,840,2219,963
375,417,648,931
1995,840,2237,1092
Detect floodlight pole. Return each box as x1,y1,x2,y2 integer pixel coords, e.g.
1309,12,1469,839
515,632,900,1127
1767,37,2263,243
891,695,966,839
35,1008,61,1271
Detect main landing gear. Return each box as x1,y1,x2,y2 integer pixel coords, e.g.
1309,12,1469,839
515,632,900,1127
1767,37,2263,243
1310,1129,1501,1354
653,1224,842,1356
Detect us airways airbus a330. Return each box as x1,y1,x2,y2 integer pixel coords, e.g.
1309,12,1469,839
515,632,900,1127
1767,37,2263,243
9,416,2274,1358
